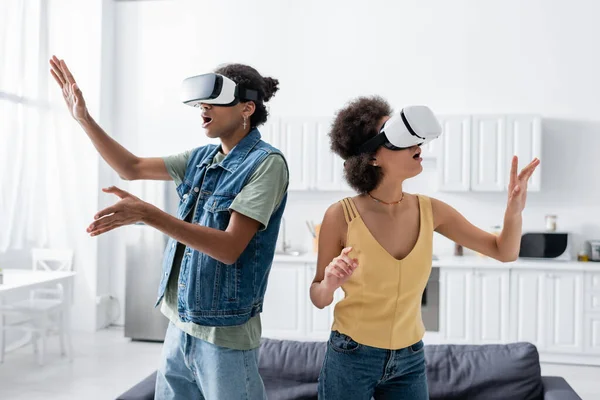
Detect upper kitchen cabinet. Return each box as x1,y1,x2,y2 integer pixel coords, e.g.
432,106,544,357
437,114,542,192
312,117,353,192
260,118,313,191
437,115,472,192
471,116,506,192
506,116,542,192
262,114,539,193
260,117,353,192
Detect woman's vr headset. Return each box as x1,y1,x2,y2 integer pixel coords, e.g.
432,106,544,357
181,73,260,107
358,105,442,154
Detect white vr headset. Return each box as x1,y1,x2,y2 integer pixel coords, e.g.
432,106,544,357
358,105,442,153
181,73,260,107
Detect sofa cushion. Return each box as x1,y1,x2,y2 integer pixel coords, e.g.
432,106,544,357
258,338,325,400
425,342,543,400
259,338,326,382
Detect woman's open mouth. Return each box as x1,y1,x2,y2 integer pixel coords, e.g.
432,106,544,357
413,149,422,161
202,116,213,128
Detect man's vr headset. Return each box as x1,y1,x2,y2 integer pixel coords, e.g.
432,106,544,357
358,105,442,154
181,73,260,107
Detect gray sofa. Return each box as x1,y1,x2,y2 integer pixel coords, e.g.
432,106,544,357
116,339,581,400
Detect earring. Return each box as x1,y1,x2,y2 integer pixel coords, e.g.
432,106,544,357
243,116,248,130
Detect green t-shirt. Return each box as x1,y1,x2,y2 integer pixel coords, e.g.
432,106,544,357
160,147,288,350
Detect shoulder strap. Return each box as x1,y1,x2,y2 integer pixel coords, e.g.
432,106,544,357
417,194,434,230
340,198,359,224
346,197,359,218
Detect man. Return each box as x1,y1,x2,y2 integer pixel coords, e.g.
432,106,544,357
50,56,288,399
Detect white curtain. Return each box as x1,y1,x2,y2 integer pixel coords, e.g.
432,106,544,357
0,0,84,252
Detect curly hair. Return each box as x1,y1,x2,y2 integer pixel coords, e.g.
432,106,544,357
214,63,279,128
329,96,393,193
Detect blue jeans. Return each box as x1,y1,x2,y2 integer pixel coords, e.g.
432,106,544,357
318,331,428,400
155,322,266,400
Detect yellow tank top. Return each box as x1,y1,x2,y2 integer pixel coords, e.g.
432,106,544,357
331,195,434,350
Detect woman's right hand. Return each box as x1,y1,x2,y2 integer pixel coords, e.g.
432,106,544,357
323,247,358,290
49,55,89,122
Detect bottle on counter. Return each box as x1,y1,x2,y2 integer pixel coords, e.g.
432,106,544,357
545,215,557,232
491,225,502,236
454,242,464,256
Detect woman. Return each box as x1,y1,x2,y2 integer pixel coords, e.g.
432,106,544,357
310,96,539,399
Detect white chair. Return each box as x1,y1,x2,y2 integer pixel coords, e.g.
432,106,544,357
0,248,74,365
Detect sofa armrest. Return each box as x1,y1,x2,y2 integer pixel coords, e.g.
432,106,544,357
115,371,157,400
542,376,582,400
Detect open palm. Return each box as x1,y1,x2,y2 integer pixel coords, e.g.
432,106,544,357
506,156,540,216
49,55,88,121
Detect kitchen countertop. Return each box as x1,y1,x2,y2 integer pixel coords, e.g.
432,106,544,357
432,255,600,271
273,253,600,272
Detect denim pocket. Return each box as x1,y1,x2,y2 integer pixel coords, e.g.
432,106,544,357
201,194,234,230
408,340,425,354
328,331,361,354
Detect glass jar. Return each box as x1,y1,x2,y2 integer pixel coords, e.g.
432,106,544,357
578,250,589,262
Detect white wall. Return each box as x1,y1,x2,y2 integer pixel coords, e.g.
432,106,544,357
105,0,600,323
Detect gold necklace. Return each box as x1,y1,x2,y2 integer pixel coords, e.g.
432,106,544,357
367,191,404,205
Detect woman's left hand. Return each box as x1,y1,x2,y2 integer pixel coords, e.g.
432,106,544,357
87,186,150,236
505,156,540,216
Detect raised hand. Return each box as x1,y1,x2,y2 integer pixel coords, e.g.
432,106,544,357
323,247,358,290
49,55,88,121
506,156,540,216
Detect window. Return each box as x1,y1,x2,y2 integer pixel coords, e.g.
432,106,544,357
1,0,59,250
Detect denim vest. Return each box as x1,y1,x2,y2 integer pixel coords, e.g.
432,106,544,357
155,129,288,326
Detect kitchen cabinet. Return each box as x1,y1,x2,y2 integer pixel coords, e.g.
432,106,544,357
470,116,506,192
440,268,510,344
509,270,547,349
437,114,541,192
260,118,313,191
262,261,342,341
584,313,600,355
545,272,584,353
260,117,352,192
440,268,474,343
439,266,597,364
585,272,600,313
312,117,353,192
436,116,472,192
506,116,542,191
261,261,308,339
262,113,541,193
472,269,510,343
484,269,583,353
